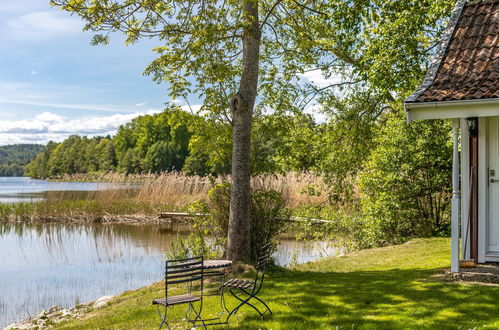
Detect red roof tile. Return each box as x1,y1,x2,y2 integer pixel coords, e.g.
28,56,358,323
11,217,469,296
407,0,499,103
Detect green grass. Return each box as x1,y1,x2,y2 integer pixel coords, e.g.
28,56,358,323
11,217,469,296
54,238,499,329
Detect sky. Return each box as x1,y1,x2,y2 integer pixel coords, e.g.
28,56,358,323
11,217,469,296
0,1,172,145
0,1,329,146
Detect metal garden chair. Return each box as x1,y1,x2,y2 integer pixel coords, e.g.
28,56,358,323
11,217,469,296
152,256,206,330
223,243,273,320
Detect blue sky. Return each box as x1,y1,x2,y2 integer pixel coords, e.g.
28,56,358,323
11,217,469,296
0,1,176,145
0,1,330,145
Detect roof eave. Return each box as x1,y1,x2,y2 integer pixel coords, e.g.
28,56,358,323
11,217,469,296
405,98,499,122
406,98,499,110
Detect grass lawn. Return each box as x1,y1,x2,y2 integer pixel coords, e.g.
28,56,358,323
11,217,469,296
54,238,499,329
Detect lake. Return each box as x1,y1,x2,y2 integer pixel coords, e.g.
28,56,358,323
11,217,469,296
0,178,338,328
0,177,123,203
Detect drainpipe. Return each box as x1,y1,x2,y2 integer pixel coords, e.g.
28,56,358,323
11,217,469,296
451,119,460,273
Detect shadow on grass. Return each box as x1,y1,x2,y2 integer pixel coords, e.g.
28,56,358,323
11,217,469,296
229,268,499,329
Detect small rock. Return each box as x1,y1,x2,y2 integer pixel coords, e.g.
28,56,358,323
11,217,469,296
93,295,114,309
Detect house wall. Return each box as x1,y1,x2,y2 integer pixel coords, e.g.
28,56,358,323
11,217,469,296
459,116,497,263
459,116,499,263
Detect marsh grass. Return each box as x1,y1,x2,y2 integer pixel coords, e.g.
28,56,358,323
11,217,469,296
1,172,328,221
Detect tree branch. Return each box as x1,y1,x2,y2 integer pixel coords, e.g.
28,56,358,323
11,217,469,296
291,0,328,18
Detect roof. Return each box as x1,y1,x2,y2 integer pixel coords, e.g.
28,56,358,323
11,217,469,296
406,0,499,104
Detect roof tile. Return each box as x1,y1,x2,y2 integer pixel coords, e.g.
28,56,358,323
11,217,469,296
411,0,499,103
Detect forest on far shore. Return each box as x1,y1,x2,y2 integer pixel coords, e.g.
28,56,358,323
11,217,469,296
0,144,45,176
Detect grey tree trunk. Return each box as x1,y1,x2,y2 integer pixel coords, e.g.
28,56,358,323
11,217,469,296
226,0,261,261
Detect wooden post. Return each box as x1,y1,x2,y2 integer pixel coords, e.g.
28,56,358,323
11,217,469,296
451,119,460,273
460,118,470,260
469,118,479,261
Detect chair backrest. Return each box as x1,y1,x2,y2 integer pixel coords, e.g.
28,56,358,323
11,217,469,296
255,242,273,272
165,256,204,298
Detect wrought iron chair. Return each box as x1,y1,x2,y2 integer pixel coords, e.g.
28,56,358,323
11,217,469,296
223,243,273,320
152,256,205,330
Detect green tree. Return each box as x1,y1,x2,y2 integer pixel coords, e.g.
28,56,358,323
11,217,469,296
314,88,385,204
25,142,57,178
95,138,117,172
0,164,24,176
358,110,452,247
118,148,142,174
145,141,174,173
50,0,455,260
114,120,139,161
85,138,100,172
182,151,211,176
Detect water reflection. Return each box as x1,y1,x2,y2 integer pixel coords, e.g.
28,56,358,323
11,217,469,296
0,177,129,203
0,221,337,328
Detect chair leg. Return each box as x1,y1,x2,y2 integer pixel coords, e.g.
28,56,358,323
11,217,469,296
156,305,171,330
227,287,265,320
251,295,272,315
238,287,271,316
219,277,230,315
187,302,207,329
185,302,195,323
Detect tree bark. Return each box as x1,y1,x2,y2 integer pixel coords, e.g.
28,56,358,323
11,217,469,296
227,0,261,261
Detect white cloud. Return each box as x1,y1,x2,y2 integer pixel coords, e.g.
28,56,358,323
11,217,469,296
0,110,161,145
31,70,37,75
0,98,145,114
180,104,202,114
6,11,84,39
135,102,147,106
35,112,63,122
299,70,343,88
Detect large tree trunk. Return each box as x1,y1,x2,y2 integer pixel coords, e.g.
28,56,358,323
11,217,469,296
226,0,261,261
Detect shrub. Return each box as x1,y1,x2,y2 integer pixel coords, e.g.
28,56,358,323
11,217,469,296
358,111,452,247
249,189,290,262
204,182,290,264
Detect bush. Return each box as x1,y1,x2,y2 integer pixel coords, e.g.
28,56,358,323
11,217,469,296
203,182,290,264
357,111,452,247
249,189,290,262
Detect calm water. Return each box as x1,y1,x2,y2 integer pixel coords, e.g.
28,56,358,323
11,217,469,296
0,177,123,203
0,178,338,328
0,222,337,327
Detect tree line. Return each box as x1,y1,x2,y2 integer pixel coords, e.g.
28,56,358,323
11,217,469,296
25,107,322,178
0,144,45,176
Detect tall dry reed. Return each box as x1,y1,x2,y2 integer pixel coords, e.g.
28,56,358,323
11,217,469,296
1,172,328,221
73,171,327,210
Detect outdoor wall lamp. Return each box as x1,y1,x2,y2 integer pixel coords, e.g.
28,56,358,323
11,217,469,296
466,117,478,137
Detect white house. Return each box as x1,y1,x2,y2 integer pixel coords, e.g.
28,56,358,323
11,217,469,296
405,0,498,272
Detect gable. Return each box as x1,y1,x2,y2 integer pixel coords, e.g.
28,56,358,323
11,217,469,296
406,0,499,104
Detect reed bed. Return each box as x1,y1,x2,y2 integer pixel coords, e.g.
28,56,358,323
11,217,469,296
0,172,328,222
251,172,328,208
58,172,328,208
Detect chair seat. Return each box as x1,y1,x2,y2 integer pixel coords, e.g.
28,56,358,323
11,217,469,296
223,278,255,290
152,294,200,306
